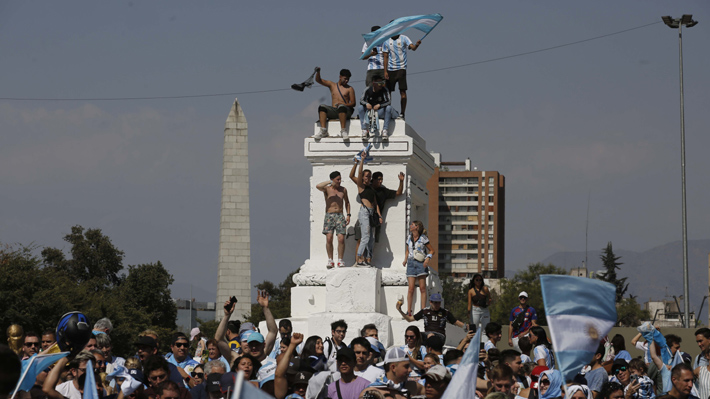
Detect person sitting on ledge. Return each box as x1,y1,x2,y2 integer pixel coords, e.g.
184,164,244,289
316,171,351,269
356,74,393,140
314,67,356,140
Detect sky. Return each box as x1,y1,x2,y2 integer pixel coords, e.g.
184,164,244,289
2,1,709,306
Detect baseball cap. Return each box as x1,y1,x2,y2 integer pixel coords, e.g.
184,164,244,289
336,347,356,361
240,330,254,343
611,358,629,373
133,336,157,348
206,373,222,392
239,322,255,334
257,359,277,387
430,293,443,302
376,347,408,367
530,365,549,389
247,332,265,344
519,291,529,298
293,371,312,386
425,364,452,382
219,372,236,394
190,327,201,341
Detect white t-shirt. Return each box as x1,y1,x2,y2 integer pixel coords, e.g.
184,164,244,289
521,354,533,364
533,345,555,369
56,381,82,399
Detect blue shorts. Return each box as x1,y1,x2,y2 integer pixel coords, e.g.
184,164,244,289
406,258,428,278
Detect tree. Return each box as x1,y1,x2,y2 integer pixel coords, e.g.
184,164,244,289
597,242,628,303
1,226,177,357
489,263,568,326
440,273,469,323
616,296,650,327
246,270,298,325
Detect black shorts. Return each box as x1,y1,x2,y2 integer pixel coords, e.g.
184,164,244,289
387,69,407,91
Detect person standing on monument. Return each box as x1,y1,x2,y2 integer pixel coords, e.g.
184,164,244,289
383,31,421,120
401,220,434,315
350,152,382,267
362,26,388,87
317,171,351,269
314,67,356,140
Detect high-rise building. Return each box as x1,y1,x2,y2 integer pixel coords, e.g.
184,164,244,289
427,157,505,279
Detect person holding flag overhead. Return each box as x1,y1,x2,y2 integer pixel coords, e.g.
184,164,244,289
382,31,421,120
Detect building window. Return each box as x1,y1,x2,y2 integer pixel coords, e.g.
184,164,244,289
488,244,494,250
488,177,494,185
488,234,494,240
488,196,494,203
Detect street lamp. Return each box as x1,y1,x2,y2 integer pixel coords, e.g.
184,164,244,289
661,14,698,328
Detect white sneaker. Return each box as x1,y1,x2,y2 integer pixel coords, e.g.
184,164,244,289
341,129,349,140
362,129,370,140
382,129,389,141
315,128,327,139
337,259,345,268
326,259,335,269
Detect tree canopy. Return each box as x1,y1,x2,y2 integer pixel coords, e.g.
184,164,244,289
0,225,177,357
597,242,629,303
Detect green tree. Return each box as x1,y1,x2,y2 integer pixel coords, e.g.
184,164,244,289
489,263,568,326
616,296,650,327
440,273,469,323
246,271,297,325
597,242,628,303
1,226,177,357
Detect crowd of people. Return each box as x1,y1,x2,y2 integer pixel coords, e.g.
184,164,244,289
314,25,422,141
3,287,710,399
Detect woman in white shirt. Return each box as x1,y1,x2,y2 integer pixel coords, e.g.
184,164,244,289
530,326,555,369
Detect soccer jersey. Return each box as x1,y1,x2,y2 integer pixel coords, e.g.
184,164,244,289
383,35,413,71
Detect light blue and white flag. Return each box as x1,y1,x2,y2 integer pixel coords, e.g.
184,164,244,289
84,360,100,399
540,275,617,382
441,328,480,399
12,351,69,397
360,14,443,60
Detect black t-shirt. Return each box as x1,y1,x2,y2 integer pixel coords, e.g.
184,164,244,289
374,186,397,213
413,308,458,335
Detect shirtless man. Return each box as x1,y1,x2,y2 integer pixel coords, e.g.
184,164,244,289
317,171,351,268
315,67,356,140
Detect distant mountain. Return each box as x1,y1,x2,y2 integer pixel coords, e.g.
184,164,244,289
540,239,710,322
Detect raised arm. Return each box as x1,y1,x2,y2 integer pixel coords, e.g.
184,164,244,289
215,299,235,362
409,40,421,51
315,67,331,87
396,303,415,322
356,156,365,189
630,333,643,347
258,290,278,356
457,331,475,351
395,172,405,196
649,341,664,371
43,358,69,399
349,162,359,185
316,180,331,192
274,333,304,399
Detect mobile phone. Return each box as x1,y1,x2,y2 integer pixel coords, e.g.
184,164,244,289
225,296,238,311
480,342,485,350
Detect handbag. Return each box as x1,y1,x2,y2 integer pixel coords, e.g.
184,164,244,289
413,250,426,262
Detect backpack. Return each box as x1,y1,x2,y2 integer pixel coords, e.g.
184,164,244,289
511,308,527,332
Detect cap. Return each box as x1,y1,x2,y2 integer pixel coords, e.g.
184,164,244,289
425,364,452,382
376,347,408,367
612,358,629,373
219,372,236,394
240,330,254,343
530,365,549,389
336,347,356,361
247,332,265,344
293,371,312,386
206,373,222,392
239,322,255,334
519,291,529,298
190,327,201,341
257,359,277,387
430,293,443,302
365,337,381,354
133,336,157,348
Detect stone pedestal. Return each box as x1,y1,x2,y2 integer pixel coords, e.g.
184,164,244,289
272,119,449,348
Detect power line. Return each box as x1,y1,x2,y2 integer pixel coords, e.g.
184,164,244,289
0,20,661,102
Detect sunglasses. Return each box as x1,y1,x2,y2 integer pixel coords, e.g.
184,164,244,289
25,342,40,347
405,335,417,339
614,366,628,374
541,379,551,386
191,372,204,379
174,342,189,348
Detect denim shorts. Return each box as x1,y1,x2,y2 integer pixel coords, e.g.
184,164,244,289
406,258,428,278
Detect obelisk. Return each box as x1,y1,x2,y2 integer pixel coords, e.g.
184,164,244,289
215,99,251,320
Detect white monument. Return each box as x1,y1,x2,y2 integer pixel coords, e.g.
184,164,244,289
215,99,252,320
283,119,464,348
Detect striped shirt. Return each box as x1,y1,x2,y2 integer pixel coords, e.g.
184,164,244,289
383,35,413,71
362,43,388,70
533,344,555,369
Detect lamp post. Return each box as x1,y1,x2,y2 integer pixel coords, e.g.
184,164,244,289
662,14,698,328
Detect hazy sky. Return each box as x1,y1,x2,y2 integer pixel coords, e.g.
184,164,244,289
2,1,709,304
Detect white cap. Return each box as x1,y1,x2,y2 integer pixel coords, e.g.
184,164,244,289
425,364,452,382
519,291,529,298
376,347,408,367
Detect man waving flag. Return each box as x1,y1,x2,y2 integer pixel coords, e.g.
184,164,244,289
541,275,617,382
360,14,443,60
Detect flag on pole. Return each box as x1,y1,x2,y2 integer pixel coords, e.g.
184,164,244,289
360,14,443,60
540,275,617,382
441,328,480,399
84,360,100,399
12,352,69,396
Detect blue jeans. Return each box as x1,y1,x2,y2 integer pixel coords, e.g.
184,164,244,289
357,206,376,257
357,104,393,132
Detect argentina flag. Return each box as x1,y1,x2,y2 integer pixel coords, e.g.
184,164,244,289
540,275,617,382
441,328,480,399
13,352,69,396
360,14,443,60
